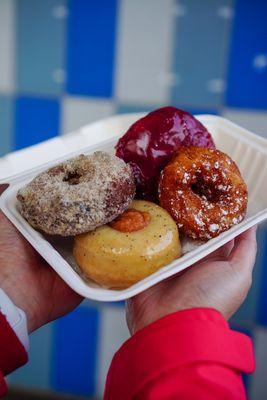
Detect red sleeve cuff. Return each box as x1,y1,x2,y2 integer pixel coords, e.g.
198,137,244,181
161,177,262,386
105,308,255,400
0,312,28,375
0,370,7,398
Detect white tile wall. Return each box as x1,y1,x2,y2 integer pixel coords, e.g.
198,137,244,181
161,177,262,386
0,0,15,93
96,306,129,398
115,0,175,105
61,96,115,134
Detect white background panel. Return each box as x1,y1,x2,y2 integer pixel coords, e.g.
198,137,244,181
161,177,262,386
250,329,267,399
61,96,115,134
222,109,267,139
115,0,175,105
96,306,129,397
0,0,15,93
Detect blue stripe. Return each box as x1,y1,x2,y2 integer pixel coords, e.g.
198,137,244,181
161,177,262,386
171,0,233,108
230,226,266,327
66,0,118,97
183,108,219,116
14,96,60,150
51,306,99,396
229,325,253,393
9,323,53,390
116,105,219,116
226,0,267,109
16,0,66,95
85,299,125,309
0,95,13,156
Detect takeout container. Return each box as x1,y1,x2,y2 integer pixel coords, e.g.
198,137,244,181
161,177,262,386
0,114,267,301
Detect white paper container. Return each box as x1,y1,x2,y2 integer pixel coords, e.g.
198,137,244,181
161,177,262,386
1,114,267,302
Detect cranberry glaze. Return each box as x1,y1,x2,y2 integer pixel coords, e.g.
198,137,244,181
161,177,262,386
115,106,215,200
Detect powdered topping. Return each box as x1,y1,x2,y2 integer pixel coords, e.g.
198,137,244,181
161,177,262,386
158,146,248,241
209,224,219,232
194,215,205,227
17,151,136,236
182,172,190,184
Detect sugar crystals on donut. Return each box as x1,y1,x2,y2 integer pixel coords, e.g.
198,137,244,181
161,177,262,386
16,107,249,290
158,146,248,241
17,151,136,236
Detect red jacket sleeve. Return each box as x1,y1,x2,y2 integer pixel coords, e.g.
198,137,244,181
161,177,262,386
0,312,28,398
104,308,255,400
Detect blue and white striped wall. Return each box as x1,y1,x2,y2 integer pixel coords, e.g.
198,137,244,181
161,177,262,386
8,303,129,398
1,0,267,157
1,0,267,398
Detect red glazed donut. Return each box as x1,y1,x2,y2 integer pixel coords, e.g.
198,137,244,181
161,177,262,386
115,106,215,201
158,147,248,240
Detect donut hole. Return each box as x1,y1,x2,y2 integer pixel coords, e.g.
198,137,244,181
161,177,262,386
63,171,82,185
191,181,220,202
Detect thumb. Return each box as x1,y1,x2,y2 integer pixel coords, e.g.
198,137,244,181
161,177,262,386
229,227,257,273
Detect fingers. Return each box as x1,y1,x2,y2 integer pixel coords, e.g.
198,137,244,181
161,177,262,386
0,210,18,233
229,226,257,272
202,239,235,262
0,185,10,229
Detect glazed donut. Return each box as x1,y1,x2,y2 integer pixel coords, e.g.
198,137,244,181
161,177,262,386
116,106,215,201
17,152,135,236
73,200,181,288
158,146,248,240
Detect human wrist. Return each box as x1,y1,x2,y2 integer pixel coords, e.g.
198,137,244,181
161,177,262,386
127,296,225,335
129,306,225,335
0,277,37,333
0,288,29,351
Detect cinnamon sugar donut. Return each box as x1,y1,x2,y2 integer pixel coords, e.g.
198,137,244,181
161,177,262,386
17,152,135,236
158,147,248,240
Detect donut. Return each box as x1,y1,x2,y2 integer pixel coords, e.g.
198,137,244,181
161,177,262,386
17,152,135,236
158,146,248,240
73,200,181,288
116,106,215,201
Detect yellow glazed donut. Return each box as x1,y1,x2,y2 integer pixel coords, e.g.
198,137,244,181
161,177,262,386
73,200,181,289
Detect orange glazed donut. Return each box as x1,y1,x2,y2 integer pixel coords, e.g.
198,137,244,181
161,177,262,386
158,146,248,240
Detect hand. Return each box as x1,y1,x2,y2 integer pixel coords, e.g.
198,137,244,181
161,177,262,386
0,185,83,332
126,227,257,335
